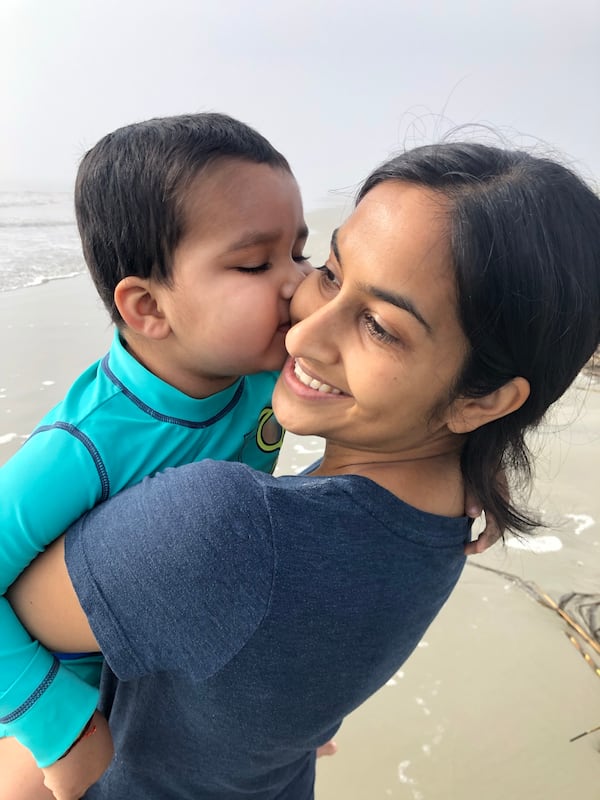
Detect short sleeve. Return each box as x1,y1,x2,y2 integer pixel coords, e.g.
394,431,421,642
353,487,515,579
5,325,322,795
65,460,275,682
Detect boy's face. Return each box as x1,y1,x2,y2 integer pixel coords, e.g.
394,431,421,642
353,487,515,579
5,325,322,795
153,161,309,397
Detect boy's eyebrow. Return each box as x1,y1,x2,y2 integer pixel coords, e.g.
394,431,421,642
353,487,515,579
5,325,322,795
330,228,433,336
228,225,309,252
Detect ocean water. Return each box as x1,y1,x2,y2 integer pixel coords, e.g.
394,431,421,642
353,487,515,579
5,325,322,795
0,190,347,294
0,191,85,291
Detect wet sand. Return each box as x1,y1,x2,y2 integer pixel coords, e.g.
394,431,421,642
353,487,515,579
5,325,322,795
1,205,599,797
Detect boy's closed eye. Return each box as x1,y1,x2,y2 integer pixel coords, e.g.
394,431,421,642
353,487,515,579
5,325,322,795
235,263,271,274
235,254,311,274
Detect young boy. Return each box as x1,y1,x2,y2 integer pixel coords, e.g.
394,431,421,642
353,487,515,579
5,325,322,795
0,112,310,798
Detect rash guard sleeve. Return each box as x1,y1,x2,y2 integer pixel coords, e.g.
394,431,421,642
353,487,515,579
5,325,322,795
0,427,105,766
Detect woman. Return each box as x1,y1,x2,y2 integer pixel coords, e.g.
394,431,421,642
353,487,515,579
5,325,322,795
9,142,600,800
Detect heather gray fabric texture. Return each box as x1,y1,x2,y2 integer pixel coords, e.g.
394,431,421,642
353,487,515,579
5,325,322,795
65,460,469,799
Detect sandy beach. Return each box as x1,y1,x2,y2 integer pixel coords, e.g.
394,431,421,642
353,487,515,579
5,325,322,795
1,205,599,797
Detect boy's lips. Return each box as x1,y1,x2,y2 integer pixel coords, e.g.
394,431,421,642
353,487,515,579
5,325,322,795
292,359,344,395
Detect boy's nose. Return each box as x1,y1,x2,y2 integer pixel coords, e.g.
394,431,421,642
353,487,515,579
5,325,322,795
280,261,309,299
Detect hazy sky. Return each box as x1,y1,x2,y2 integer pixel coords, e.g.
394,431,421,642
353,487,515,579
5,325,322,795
2,0,599,206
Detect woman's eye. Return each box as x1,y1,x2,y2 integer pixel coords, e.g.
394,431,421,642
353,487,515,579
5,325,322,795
293,253,311,264
236,263,270,274
316,264,340,288
363,313,399,344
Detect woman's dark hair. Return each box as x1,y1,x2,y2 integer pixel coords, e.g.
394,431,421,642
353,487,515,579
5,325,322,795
358,142,600,533
74,113,291,324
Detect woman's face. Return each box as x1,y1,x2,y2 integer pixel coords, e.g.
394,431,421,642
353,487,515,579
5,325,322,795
272,181,470,460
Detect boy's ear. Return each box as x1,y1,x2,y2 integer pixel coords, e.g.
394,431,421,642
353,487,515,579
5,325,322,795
447,377,530,434
114,276,171,339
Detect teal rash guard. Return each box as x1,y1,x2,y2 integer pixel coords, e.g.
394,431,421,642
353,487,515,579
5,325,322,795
0,331,282,766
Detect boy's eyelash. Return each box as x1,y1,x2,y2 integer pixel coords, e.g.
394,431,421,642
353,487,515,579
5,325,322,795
236,263,270,274
237,255,311,273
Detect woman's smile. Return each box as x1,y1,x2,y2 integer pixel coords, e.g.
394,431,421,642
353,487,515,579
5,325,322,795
293,359,344,394
283,358,346,398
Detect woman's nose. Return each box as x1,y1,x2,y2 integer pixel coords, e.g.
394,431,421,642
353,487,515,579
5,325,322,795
285,296,339,364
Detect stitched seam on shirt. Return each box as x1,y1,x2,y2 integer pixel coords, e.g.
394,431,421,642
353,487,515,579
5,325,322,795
222,478,277,659
254,482,277,631
189,475,276,681
0,658,59,723
66,527,148,680
31,423,110,502
101,354,246,428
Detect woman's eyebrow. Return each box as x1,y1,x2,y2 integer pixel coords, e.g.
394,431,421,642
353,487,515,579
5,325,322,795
361,285,433,335
331,228,432,335
331,228,342,264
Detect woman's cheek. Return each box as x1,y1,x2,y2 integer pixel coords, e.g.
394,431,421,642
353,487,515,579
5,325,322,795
290,271,320,321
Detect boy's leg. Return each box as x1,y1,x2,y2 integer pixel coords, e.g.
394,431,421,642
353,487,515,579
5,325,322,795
0,736,53,800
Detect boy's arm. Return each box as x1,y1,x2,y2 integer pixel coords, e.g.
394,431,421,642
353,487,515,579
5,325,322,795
0,427,104,593
7,535,98,653
39,710,114,800
8,539,110,800
0,429,103,766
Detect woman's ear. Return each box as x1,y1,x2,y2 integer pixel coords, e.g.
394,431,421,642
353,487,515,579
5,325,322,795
447,377,530,434
114,276,171,339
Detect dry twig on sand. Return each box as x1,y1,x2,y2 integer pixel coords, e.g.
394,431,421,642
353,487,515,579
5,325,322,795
468,563,600,744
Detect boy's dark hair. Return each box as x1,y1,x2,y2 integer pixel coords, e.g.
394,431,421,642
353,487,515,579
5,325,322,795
74,113,291,323
358,143,600,534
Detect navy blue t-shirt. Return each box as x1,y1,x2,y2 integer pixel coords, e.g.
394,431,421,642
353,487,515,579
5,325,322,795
66,460,469,799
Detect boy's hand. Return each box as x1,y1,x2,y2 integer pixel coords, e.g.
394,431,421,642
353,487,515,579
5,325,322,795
463,473,507,555
463,515,502,555
316,739,338,757
41,711,113,800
